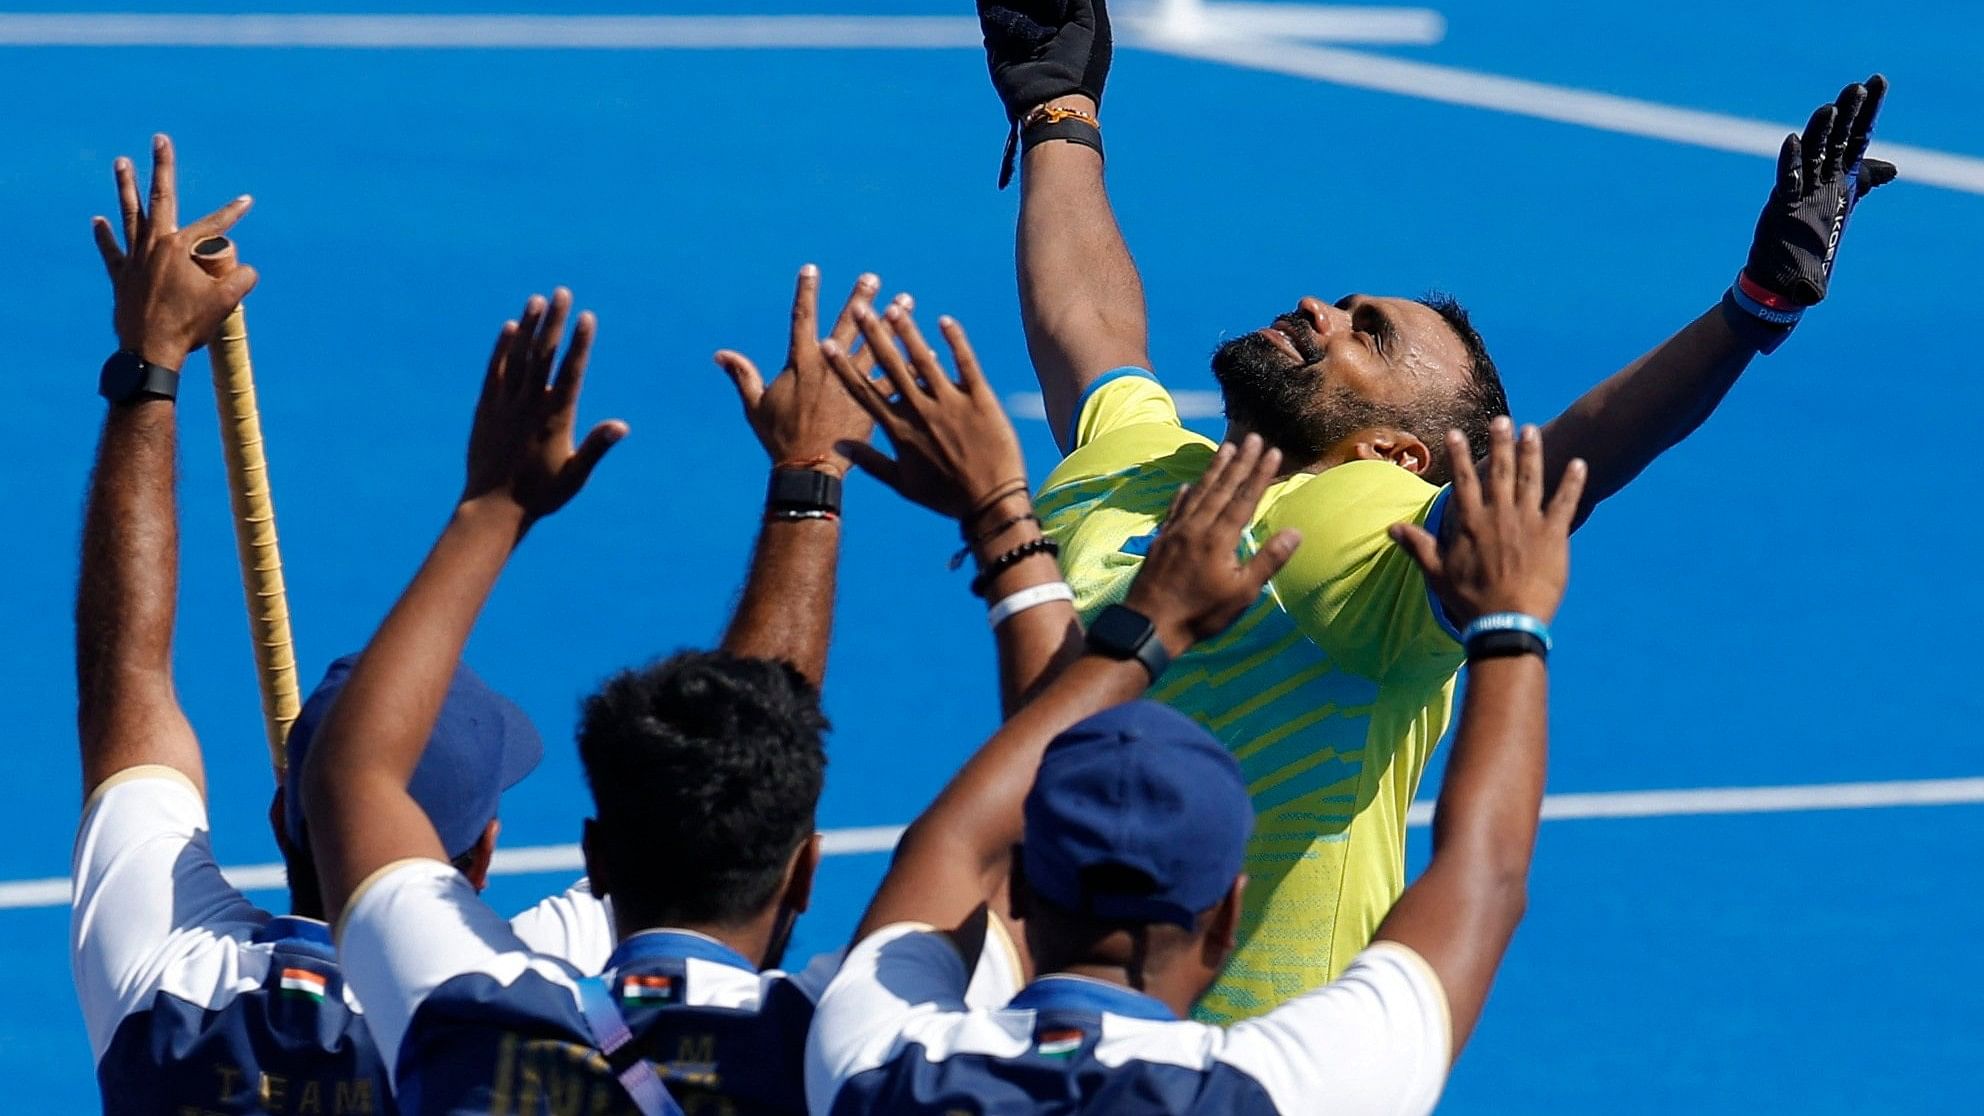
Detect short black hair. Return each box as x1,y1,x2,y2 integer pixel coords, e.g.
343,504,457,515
577,651,827,928
1415,293,1511,483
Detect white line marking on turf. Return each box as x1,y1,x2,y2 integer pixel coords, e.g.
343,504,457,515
1130,30,1984,196
0,14,983,49
5,777,1979,912
1159,4,1445,45
0,9,1443,49
0,13,1976,195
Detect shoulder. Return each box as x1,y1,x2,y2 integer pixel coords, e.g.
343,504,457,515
1217,941,1451,1115
1045,370,1214,495
339,858,584,1086
71,765,268,1061
1258,460,1445,535
805,924,982,1114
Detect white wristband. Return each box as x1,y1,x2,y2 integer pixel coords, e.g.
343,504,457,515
986,582,1075,629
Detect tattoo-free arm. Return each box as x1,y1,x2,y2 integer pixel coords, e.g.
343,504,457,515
75,401,204,800
721,513,841,687
300,499,521,923
1540,303,1757,530
1019,95,1152,450
1370,655,1548,1060
1382,423,1582,1061
75,137,254,800
970,490,1084,716
303,295,622,925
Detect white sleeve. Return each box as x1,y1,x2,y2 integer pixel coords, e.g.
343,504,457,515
804,923,972,1116
508,877,616,975
1218,941,1452,1116
337,858,579,1083
70,766,268,1062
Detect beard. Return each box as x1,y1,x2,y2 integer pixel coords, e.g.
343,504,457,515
1210,330,1399,463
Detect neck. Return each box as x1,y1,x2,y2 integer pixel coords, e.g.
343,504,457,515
1051,961,1198,1019
1220,420,1330,477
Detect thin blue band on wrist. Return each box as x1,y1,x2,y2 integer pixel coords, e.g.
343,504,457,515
1461,612,1553,652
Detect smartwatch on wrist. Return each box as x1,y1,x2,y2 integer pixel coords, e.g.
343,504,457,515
1086,604,1172,681
766,467,842,515
99,351,180,405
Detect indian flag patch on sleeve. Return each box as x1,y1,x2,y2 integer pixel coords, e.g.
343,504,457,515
278,968,328,1002
1035,1028,1085,1058
620,974,676,1005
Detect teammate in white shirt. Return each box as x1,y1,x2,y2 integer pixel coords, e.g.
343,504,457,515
807,369,1587,1112
298,273,1055,1114
71,137,556,1116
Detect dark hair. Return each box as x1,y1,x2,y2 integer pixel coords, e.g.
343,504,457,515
577,651,827,928
1414,293,1510,483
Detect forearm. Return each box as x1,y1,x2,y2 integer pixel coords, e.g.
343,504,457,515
856,653,1148,940
1375,654,1548,1054
969,491,1083,715
301,498,522,914
721,511,841,687
1018,95,1150,446
75,401,201,797
1542,302,1759,527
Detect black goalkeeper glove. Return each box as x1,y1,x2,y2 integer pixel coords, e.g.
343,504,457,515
979,0,1113,187
1732,75,1897,345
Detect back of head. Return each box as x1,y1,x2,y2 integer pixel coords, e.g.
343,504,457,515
279,655,543,917
1019,701,1252,1000
578,651,827,930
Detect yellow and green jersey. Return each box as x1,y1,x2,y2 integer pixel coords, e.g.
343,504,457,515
1036,369,1465,1024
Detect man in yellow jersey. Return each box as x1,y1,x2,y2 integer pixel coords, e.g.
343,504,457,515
977,0,1896,1022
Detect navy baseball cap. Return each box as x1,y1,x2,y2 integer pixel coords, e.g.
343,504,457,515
1021,700,1253,930
282,655,544,858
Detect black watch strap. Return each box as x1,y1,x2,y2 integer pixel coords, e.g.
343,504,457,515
1086,604,1172,681
99,351,180,405
766,467,843,515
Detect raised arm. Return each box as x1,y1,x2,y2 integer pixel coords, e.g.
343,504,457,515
846,434,1300,944
1383,421,1586,1059
980,1,1148,446
301,292,624,923
825,305,1078,713
1541,77,1894,529
75,136,257,799
712,266,885,686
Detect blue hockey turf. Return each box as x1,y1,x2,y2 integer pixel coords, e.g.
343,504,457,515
3,2,1980,1109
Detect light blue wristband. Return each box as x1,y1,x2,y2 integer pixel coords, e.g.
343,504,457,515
1460,612,1553,652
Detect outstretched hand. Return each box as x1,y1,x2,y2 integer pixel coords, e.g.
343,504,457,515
1744,75,1896,306
821,304,1028,524
714,264,884,475
462,289,627,525
1390,419,1584,626
1122,434,1301,654
91,134,258,370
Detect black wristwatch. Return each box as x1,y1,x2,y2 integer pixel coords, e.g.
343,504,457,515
766,466,842,515
99,351,180,405
1086,604,1172,681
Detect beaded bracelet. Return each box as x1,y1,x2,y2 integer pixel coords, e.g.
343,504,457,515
950,513,1042,570
969,537,1060,598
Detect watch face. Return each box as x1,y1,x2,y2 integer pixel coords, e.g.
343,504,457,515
1090,605,1154,653
100,353,142,401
